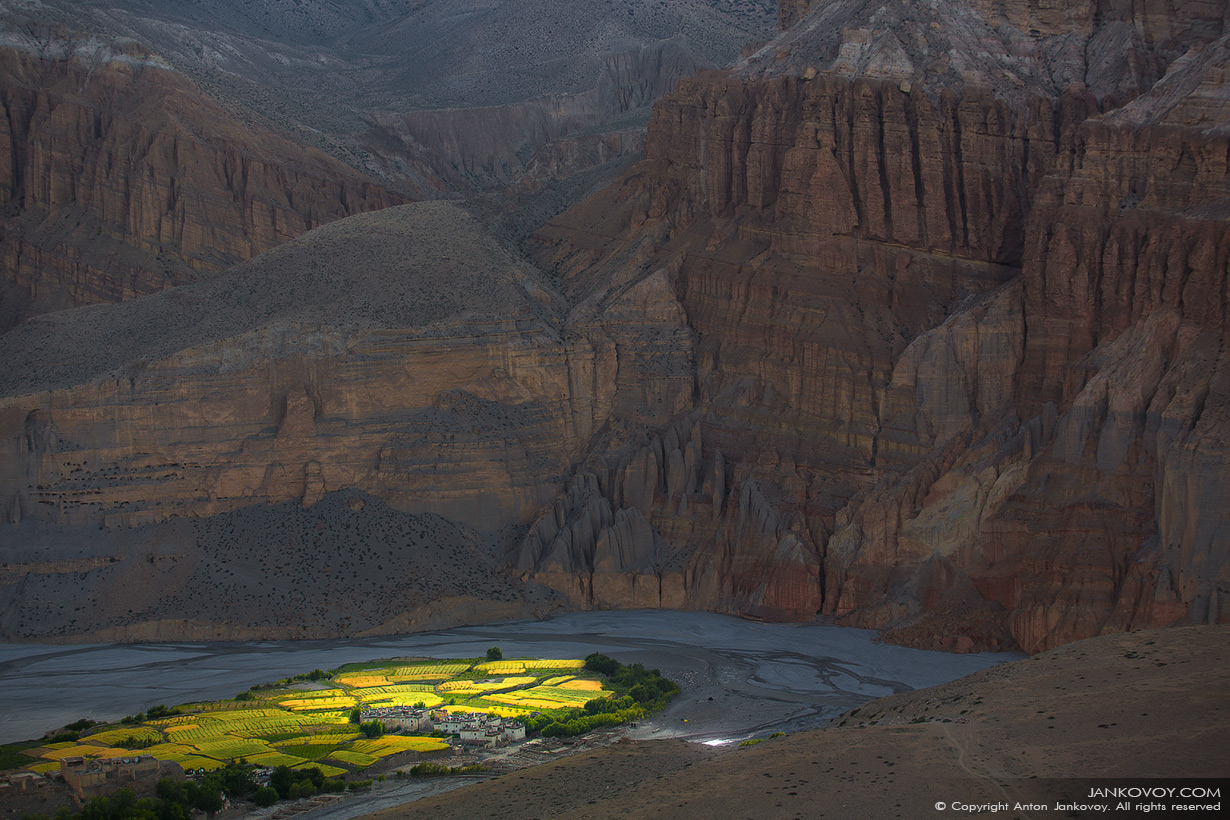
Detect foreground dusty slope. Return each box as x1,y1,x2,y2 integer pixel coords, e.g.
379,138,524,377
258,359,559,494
360,625,1229,820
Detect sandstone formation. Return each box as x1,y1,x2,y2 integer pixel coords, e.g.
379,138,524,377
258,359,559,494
517,0,1230,653
3,1,1228,652
0,20,404,331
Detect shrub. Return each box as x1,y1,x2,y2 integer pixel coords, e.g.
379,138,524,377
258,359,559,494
252,787,278,807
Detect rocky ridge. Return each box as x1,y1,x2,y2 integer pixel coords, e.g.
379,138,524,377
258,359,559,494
47,0,778,193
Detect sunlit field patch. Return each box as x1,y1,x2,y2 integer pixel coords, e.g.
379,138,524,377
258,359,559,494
244,751,310,767
327,750,378,767
273,732,359,746
294,761,347,777
348,736,448,756
332,674,391,688
38,745,123,761
436,676,536,695
522,659,586,670
440,702,531,717
190,737,274,760
279,696,358,711
273,743,336,760
385,663,471,681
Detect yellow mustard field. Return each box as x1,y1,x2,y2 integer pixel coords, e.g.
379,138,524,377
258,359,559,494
20,654,607,777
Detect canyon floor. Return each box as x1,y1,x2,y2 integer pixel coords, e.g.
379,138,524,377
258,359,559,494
347,624,1228,820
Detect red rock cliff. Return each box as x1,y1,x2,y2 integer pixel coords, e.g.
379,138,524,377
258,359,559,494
518,1,1229,652
0,30,403,331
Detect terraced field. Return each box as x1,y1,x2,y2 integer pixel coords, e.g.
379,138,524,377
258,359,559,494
10,656,610,776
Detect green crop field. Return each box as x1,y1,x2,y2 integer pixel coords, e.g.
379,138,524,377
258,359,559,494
244,751,311,768
327,750,378,767
191,737,275,760
83,727,163,746
385,663,471,680
294,761,347,777
349,736,448,756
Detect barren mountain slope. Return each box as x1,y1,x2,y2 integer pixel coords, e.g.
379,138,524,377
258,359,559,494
0,202,583,640
49,0,778,191
0,1,775,330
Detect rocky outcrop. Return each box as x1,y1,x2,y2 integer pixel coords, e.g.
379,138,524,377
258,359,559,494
0,29,403,331
776,0,815,32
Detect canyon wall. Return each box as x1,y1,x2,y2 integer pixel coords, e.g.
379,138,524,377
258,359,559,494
2,1,1227,651
516,1,1230,652
0,30,403,332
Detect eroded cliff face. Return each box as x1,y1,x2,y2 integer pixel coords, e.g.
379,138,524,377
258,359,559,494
3,1,1227,651
516,1,1230,652
0,29,403,331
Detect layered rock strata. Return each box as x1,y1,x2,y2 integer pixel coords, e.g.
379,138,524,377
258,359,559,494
0,28,403,331
0,202,581,640
3,1,1228,652
517,1,1230,652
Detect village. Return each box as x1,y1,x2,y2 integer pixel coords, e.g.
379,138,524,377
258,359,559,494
356,706,527,748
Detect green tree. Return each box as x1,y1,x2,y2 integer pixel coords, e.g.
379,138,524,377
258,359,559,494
252,787,278,807
486,647,503,661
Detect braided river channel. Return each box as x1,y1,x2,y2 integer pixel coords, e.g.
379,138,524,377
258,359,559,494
0,611,1017,746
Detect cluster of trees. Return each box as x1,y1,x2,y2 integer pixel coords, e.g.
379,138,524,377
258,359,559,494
404,762,486,777
254,765,347,805
582,653,680,708
527,696,645,738
119,706,178,726
523,654,680,738
19,763,349,820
